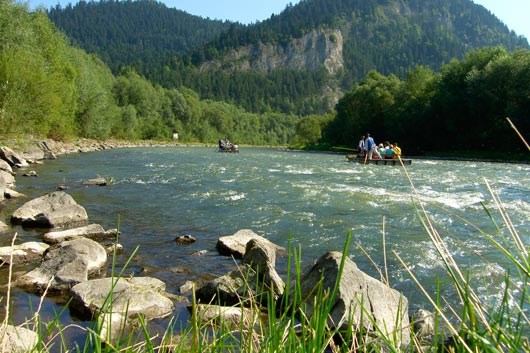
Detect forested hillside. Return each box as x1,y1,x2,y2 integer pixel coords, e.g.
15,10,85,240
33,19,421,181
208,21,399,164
48,0,528,115
47,0,235,73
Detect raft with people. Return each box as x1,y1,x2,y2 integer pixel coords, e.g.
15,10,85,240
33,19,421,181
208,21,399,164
347,135,411,165
346,154,412,165
218,138,239,153
218,145,239,153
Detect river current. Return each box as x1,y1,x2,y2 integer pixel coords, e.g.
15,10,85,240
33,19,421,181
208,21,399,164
2,146,529,342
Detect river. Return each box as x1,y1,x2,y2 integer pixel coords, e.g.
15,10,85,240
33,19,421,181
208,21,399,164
1,146,529,345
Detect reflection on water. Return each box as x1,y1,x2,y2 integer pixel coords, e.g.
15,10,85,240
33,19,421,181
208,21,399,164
1,146,529,347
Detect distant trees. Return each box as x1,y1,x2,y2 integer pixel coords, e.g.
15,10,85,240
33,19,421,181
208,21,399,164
323,47,530,156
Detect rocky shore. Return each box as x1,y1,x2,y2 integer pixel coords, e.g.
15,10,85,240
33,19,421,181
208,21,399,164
0,138,442,352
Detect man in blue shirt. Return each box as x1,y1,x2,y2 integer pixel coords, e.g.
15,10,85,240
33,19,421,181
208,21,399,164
365,133,375,159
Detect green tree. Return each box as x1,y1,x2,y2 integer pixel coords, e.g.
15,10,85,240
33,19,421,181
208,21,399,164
72,48,120,139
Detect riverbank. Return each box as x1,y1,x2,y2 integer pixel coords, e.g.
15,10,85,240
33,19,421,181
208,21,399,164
1,138,529,352
1,137,180,157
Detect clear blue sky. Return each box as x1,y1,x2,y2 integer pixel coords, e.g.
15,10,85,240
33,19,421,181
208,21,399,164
27,0,529,40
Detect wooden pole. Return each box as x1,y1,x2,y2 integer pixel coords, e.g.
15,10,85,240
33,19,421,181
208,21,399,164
506,117,530,152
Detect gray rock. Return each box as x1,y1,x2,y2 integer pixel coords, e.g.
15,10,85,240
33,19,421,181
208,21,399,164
411,308,436,340
190,304,261,331
0,173,4,202
243,238,285,298
4,188,25,199
104,243,124,254
22,170,38,177
195,264,280,307
179,280,196,295
82,177,109,186
174,234,197,245
70,277,174,321
16,238,107,294
294,251,411,347
0,241,49,265
0,324,38,353
0,170,15,190
0,146,29,168
43,224,118,244
71,277,175,344
216,229,285,259
21,140,57,161
11,191,89,228
194,270,250,306
198,236,286,306
200,28,343,75
0,159,15,175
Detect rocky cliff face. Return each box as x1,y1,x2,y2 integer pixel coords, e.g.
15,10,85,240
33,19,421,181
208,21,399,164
200,28,344,75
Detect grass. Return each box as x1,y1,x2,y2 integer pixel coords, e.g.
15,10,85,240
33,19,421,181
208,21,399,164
1,130,529,352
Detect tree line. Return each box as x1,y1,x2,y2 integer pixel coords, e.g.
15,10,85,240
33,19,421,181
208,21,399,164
314,47,530,158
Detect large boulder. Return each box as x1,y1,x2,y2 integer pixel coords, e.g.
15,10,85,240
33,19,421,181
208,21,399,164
21,140,57,162
242,238,285,298
71,277,174,320
216,229,285,259
70,277,175,342
43,224,118,244
293,251,411,347
0,324,38,353
11,191,89,228
16,237,107,294
0,146,29,168
0,241,49,265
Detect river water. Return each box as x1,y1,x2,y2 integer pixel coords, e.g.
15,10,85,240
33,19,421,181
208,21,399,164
1,146,529,343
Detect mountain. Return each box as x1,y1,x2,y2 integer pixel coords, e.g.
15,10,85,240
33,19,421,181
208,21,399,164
47,0,235,73
48,0,529,115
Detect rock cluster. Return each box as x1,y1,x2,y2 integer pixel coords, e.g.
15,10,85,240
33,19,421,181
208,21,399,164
0,139,179,349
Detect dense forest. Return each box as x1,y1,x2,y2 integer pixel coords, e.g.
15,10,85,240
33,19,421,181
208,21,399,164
47,0,529,115
1,0,529,159
0,0,299,145
47,0,234,73
323,47,530,157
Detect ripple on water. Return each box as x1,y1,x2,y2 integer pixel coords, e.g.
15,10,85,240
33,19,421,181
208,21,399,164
6,146,530,331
